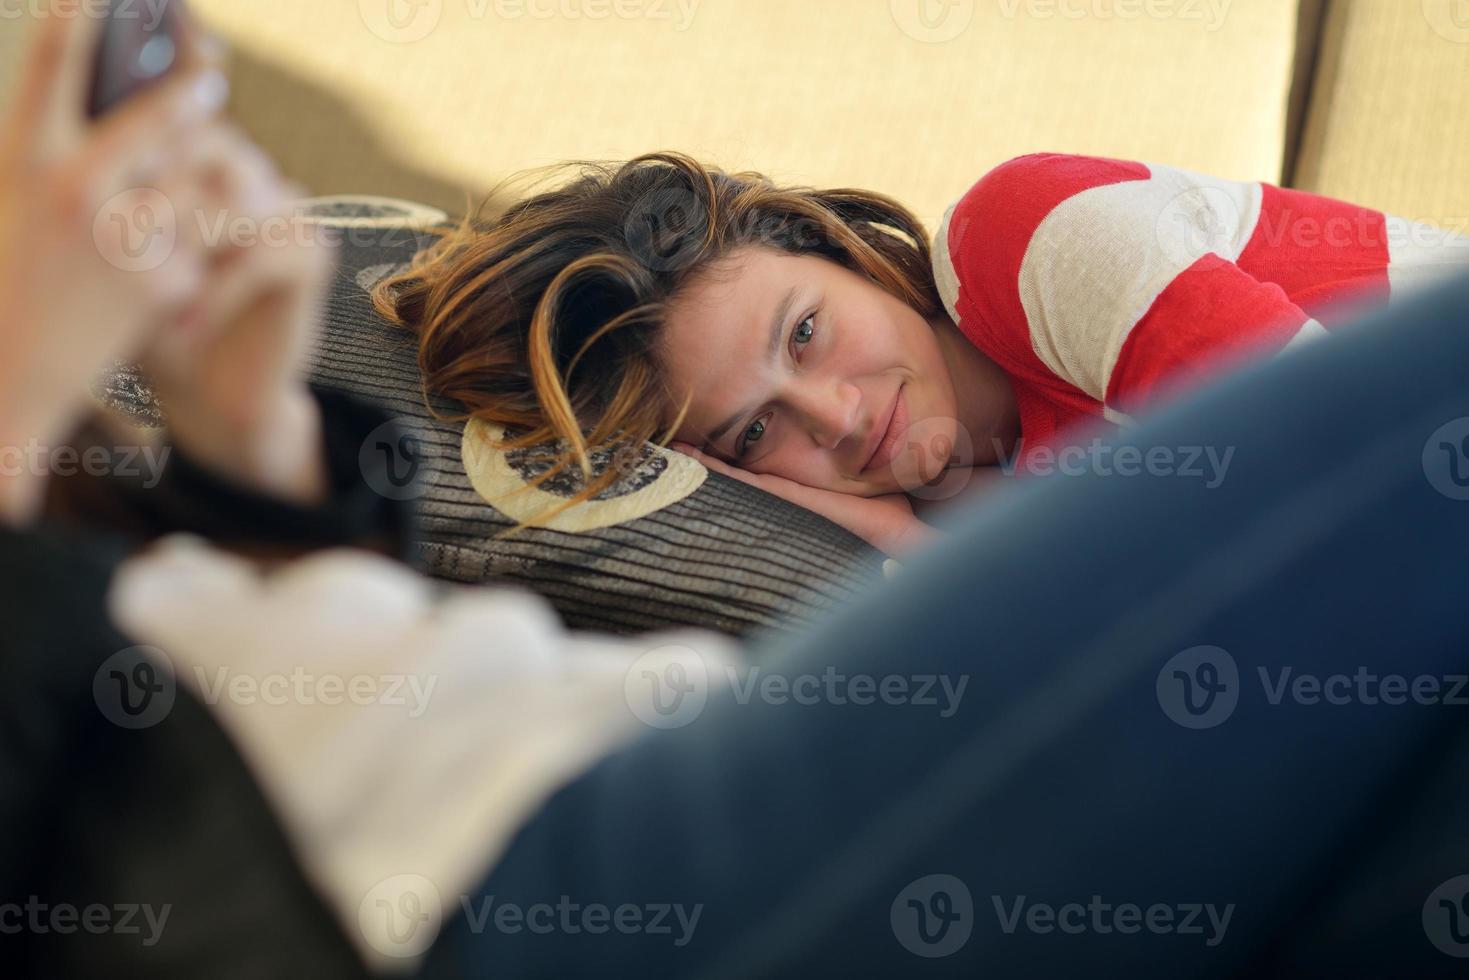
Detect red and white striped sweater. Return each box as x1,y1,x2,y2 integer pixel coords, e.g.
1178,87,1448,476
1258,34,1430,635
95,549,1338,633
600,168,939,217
930,153,1469,459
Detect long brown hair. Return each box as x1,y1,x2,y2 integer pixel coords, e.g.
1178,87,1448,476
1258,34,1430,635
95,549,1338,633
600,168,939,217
371,150,943,529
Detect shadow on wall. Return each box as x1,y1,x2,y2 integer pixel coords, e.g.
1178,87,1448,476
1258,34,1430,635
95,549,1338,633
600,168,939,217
222,44,518,221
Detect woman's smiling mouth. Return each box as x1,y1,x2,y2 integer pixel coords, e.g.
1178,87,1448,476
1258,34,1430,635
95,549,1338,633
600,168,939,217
861,384,908,476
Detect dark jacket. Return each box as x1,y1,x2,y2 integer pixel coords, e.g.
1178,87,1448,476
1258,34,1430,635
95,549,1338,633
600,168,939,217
0,388,412,979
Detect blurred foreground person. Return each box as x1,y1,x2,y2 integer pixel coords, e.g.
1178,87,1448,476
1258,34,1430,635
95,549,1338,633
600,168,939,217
4,9,1469,980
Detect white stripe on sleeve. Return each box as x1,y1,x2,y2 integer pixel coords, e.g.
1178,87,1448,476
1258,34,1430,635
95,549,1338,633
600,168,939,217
1015,162,1264,402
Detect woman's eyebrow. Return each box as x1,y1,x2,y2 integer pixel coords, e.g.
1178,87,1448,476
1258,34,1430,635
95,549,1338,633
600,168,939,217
703,285,799,447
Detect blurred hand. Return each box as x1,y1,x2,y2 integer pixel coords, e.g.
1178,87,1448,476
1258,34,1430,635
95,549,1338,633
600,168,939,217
0,10,335,522
0,11,229,521
139,132,337,507
670,441,939,559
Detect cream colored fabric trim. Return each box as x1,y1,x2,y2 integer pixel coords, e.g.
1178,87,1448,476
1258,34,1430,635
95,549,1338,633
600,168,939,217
462,419,708,532
931,201,963,325
1385,212,1469,305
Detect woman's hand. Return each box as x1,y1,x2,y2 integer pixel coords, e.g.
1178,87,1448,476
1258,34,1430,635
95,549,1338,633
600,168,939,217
0,12,337,521
138,131,337,507
0,12,231,521
670,442,939,559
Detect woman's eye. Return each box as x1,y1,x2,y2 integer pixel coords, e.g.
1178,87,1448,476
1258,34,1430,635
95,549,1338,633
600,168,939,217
792,313,816,351
738,416,769,457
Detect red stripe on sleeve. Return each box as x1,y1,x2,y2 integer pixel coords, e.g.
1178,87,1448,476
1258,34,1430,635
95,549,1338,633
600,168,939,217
1235,183,1391,325
1105,253,1312,416
945,153,1151,393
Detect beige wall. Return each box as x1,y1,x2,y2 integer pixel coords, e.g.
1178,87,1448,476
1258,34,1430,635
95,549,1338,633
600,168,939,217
201,0,1312,231
1294,0,1469,228
0,1,1310,233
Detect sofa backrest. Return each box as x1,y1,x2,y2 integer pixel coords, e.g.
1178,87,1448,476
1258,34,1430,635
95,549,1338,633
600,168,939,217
166,0,1309,232
1292,0,1469,228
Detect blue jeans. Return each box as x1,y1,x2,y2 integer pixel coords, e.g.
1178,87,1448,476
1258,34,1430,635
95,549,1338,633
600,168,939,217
423,276,1469,979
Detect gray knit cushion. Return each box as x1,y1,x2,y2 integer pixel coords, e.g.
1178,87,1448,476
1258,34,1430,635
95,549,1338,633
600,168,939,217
104,197,884,638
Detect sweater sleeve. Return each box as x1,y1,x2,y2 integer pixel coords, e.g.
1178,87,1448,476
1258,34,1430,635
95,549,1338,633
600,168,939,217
934,154,1469,427
932,154,1322,423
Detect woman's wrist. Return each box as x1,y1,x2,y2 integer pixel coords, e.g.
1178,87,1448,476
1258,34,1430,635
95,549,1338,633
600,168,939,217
890,515,940,559
0,395,83,528
165,384,329,508
0,457,47,527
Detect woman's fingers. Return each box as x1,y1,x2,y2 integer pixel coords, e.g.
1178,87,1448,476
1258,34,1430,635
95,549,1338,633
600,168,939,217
2,13,71,149
166,0,228,74
154,120,288,258
87,117,300,317
669,440,922,553
4,11,101,160
171,217,334,350
74,67,230,196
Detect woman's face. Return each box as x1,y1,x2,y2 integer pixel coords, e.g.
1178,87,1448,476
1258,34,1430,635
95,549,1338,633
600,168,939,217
658,246,966,497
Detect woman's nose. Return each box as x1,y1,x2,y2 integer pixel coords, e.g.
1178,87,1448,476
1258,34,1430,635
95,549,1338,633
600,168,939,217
791,379,862,451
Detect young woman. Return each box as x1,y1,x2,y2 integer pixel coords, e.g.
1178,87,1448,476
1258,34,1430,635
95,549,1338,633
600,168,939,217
375,153,1469,557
